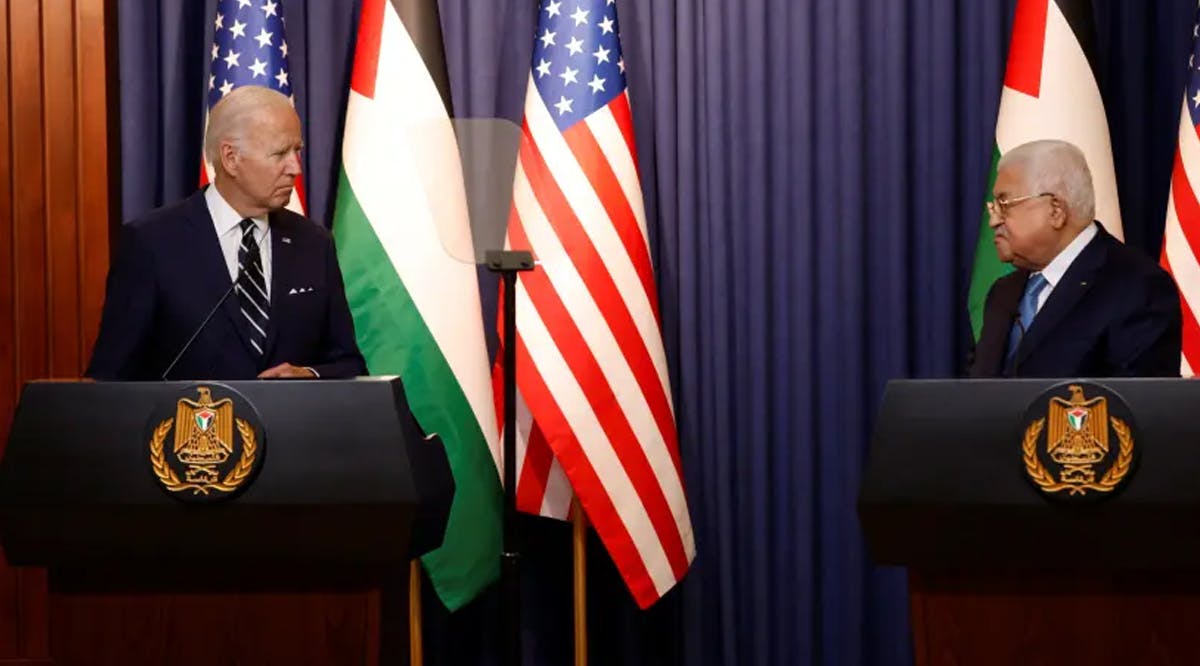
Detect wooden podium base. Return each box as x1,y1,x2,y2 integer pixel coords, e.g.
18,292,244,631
910,570,1200,665
44,566,410,666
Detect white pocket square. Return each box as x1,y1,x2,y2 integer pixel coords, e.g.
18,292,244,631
288,286,315,295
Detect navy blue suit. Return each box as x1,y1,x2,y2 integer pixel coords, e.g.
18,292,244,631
969,222,1182,378
87,190,367,380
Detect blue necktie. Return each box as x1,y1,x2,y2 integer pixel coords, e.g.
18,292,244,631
1007,272,1048,363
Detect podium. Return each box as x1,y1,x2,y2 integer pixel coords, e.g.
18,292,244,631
859,379,1200,665
0,378,454,666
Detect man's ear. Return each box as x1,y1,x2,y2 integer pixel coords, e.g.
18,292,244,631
1049,196,1068,229
219,140,239,178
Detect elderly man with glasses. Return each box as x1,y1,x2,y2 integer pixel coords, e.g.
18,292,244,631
968,139,1181,378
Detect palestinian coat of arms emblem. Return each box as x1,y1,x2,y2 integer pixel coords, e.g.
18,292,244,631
148,385,264,500
1022,383,1136,499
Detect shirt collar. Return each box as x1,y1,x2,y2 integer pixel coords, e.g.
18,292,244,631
1038,222,1097,289
205,184,268,236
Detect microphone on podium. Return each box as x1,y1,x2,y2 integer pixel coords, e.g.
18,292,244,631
160,281,239,380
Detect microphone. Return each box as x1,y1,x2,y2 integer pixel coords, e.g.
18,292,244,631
161,280,239,380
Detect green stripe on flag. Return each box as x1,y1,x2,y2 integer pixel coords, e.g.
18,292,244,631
967,145,1011,341
333,168,502,610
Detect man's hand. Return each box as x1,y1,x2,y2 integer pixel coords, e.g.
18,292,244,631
258,362,317,379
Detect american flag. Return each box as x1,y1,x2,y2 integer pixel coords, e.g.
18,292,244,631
1161,8,1200,376
202,0,306,212
501,0,695,608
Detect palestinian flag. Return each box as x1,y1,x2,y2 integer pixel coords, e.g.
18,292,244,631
332,0,502,610
968,0,1122,339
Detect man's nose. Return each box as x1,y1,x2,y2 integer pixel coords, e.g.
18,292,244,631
283,151,302,176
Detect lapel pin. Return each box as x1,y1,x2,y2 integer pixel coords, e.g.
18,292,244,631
282,236,292,244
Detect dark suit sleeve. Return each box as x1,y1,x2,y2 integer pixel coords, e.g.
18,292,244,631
967,279,1005,378
1107,269,1182,377
85,224,157,380
308,236,368,378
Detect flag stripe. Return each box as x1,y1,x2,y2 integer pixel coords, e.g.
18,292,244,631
589,100,652,264
540,444,574,518
517,416,556,514
607,93,640,180
350,0,386,98
1004,0,1049,97
564,108,660,317
507,203,691,581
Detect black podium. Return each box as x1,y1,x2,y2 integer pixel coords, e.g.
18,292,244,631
0,378,453,666
859,379,1200,665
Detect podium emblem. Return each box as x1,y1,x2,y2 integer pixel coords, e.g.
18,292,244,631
1021,382,1136,499
148,385,265,500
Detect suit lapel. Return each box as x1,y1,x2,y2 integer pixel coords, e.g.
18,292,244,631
973,273,1024,377
1015,225,1108,365
187,189,259,360
261,212,293,360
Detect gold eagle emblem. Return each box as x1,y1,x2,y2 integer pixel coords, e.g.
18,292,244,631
150,386,258,496
1023,384,1133,497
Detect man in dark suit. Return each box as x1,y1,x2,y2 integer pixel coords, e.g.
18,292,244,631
87,85,366,380
969,139,1181,378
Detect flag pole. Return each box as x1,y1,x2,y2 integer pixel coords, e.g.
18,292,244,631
572,498,588,666
409,559,424,666
487,250,535,666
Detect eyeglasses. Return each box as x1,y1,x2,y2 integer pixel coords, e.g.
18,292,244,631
986,192,1055,219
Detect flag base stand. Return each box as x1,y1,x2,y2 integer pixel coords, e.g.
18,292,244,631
486,250,536,666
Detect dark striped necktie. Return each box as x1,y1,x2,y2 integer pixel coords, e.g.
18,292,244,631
236,218,270,356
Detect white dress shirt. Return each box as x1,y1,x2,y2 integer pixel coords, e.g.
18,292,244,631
205,185,271,300
1031,222,1097,313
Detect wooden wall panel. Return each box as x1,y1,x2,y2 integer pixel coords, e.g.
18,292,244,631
43,0,81,378
0,0,113,660
75,0,110,364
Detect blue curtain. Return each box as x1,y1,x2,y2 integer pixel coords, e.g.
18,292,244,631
115,1,1199,664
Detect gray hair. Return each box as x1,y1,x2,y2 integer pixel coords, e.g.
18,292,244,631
996,139,1096,223
203,85,295,166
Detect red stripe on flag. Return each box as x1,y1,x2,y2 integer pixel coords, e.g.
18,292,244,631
516,421,555,514
562,118,661,317
292,173,308,212
512,333,661,607
608,94,640,180
1004,0,1048,98
1161,250,1200,371
507,213,690,581
518,125,683,478
350,0,386,99
1170,149,1200,267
